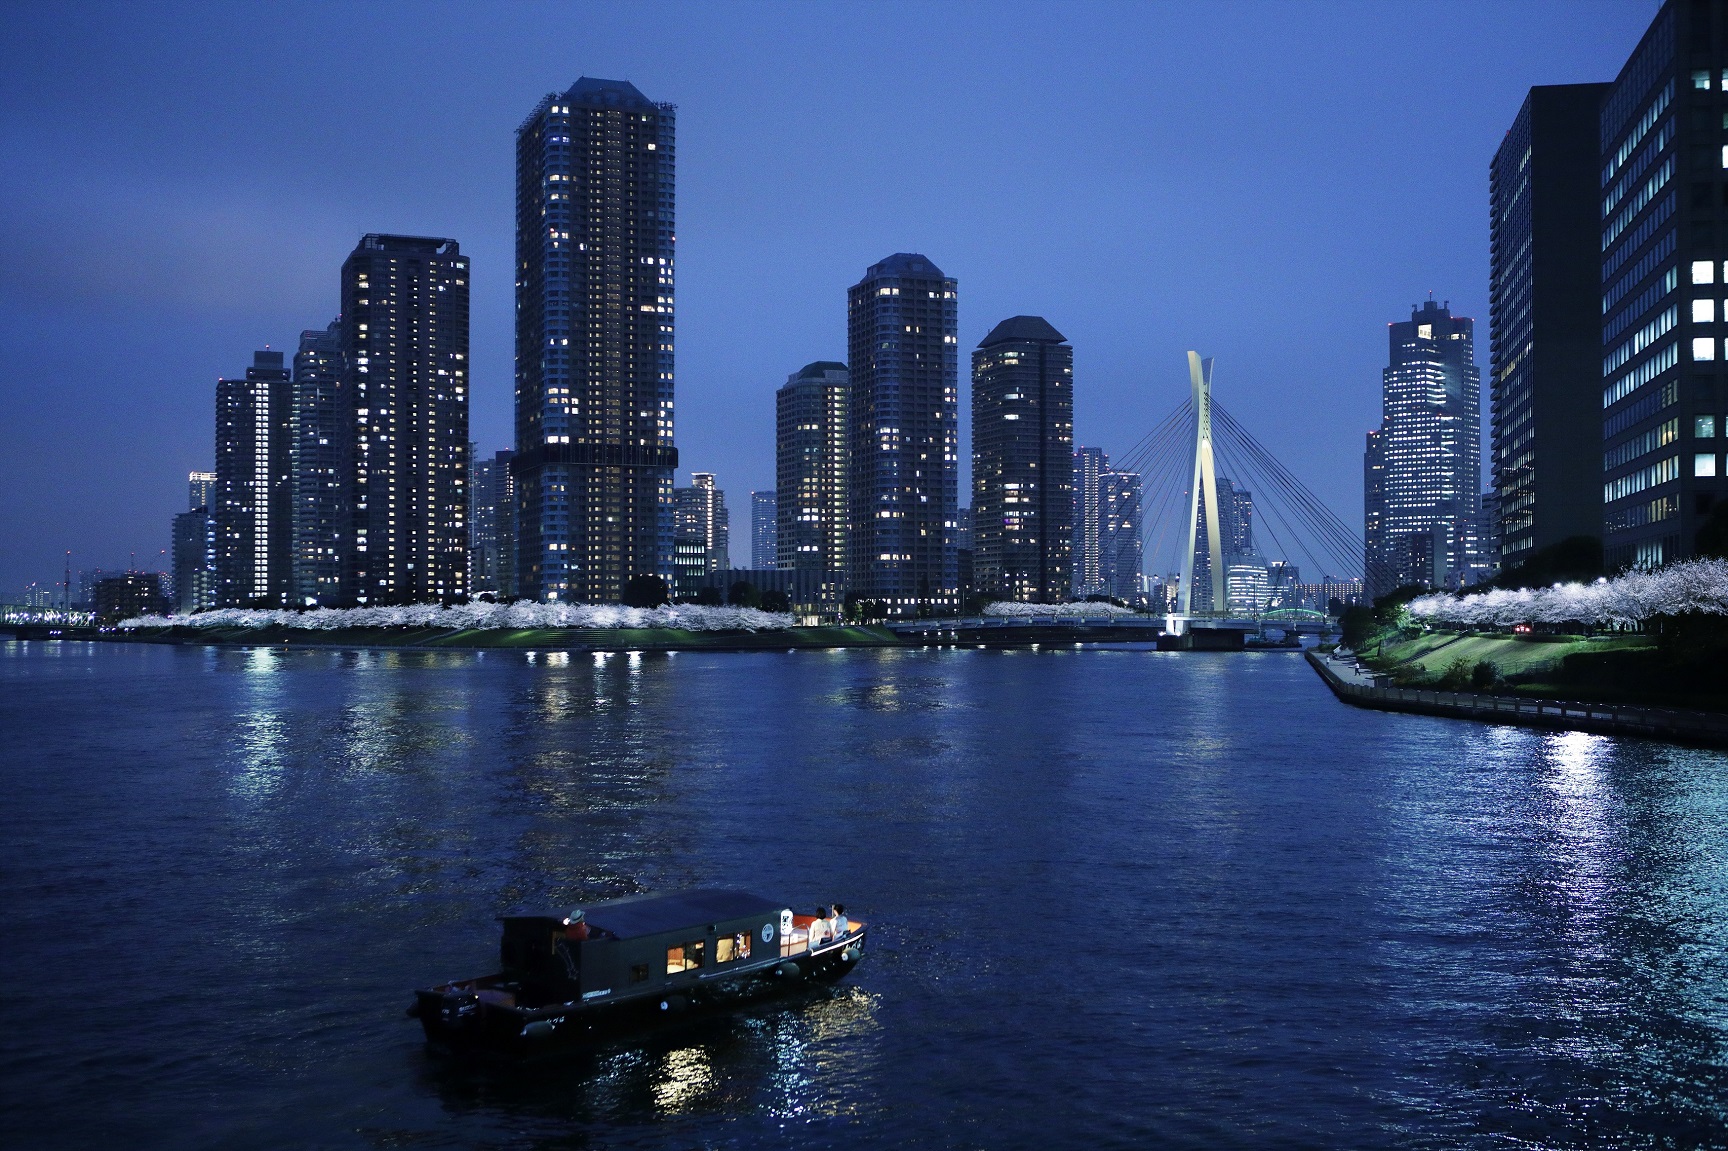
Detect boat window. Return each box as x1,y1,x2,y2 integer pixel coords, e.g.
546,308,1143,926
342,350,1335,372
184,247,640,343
630,963,649,983
716,932,751,963
666,940,705,974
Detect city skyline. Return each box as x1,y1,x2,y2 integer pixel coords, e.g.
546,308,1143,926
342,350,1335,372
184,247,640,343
0,3,1659,595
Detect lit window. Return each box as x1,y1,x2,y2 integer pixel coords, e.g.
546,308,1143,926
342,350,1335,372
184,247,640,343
1695,337,1718,361
1697,453,1718,477
1722,144,1728,170
1696,299,1717,323
1696,69,1713,90
1698,415,1718,438
1694,261,1716,285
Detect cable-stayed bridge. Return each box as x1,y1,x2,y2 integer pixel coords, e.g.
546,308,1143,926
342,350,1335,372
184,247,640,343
1110,351,1374,638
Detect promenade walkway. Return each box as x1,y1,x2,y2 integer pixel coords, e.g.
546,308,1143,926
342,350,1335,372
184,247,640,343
1307,650,1728,748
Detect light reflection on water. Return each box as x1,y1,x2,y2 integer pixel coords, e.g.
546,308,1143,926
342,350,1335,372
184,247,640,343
5,642,1728,1149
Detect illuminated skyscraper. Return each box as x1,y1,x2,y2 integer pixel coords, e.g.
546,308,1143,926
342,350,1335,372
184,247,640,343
213,350,292,607
674,473,729,572
971,316,1073,603
846,254,959,615
1363,300,1482,596
751,491,777,570
1489,83,1609,568
775,360,848,594
292,318,345,605
340,234,469,605
1071,446,1106,596
515,78,677,602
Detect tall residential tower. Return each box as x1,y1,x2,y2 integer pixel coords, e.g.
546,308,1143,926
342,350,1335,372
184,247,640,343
971,316,1073,603
514,78,677,602
775,360,849,595
340,234,470,605
292,318,345,605
846,254,959,615
213,350,292,607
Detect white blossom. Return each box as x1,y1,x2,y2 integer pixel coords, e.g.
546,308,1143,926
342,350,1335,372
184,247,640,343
1403,559,1728,627
982,601,1142,619
116,601,797,633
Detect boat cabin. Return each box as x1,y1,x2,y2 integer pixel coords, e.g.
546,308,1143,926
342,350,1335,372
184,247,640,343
498,889,789,1007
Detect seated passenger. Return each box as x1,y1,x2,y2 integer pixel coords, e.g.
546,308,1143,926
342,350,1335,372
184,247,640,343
564,908,590,941
807,908,830,948
830,903,848,937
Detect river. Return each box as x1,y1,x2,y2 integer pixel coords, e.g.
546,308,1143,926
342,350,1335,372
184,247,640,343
3,640,1727,1148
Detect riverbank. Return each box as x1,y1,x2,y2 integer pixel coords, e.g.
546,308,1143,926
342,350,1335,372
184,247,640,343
94,622,906,652
1307,649,1728,747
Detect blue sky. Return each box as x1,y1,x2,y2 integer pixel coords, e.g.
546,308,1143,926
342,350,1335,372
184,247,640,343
0,0,1659,594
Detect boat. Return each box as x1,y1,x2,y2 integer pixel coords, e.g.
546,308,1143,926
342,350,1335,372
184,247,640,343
408,889,866,1055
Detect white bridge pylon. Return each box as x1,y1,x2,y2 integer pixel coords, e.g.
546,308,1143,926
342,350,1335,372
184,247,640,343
1178,351,1226,616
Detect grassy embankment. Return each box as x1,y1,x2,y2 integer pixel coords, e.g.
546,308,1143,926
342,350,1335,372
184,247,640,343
120,623,905,652
1357,623,1728,712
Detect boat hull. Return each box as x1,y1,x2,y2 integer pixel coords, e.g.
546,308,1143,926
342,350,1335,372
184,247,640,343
412,929,866,1056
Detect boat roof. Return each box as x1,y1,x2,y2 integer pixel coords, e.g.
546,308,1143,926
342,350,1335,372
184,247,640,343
578,889,784,940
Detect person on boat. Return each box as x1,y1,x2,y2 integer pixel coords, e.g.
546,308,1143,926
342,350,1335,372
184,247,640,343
807,908,830,949
830,903,848,938
564,908,590,941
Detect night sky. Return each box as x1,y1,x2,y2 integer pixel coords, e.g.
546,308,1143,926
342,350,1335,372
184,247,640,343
0,1,1658,596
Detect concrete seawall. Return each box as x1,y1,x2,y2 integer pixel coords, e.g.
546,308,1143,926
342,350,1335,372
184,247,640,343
1306,650,1728,748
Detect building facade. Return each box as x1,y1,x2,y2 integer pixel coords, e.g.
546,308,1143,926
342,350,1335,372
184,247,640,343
972,316,1074,603
292,319,345,605
1490,83,1613,568
775,360,848,602
1598,3,1728,570
674,472,729,573
846,254,959,615
1189,474,1253,613
213,350,293,607
340,234,470,606
1101,467,1144,604
1363,300,1483,597
750,491,777,570
470,448,516,596
514,78,677,602
1072,446,1106,596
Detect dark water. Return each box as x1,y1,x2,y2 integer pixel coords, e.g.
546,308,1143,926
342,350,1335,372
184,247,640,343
4,640,1728,1149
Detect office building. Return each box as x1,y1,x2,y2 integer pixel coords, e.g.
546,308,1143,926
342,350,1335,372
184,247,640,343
340,233,470,605
674,472,729,573
972,316,1074,603
751,491,777,570
1598,3,1728,569
775,361,849,605
1363,300,1483,597
847,253,959,616
515,78,677,602
470,449,515,596
213,350,293,607
292,319,345,605
1490,84,1612,567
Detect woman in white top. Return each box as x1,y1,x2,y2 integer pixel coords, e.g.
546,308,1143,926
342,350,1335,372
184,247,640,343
807,908,830,949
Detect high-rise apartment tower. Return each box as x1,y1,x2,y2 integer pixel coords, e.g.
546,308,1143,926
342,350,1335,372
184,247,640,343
775,360,849,595
340,234,470,605
971,316,1073,603
846,254,959,615
292,318,345,605
515,78,677,602
213,350,292,607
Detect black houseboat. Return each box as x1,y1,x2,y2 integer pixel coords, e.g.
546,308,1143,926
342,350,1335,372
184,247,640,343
410,890,865,1054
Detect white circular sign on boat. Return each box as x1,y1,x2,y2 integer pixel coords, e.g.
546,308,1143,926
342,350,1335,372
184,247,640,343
761,922,775,943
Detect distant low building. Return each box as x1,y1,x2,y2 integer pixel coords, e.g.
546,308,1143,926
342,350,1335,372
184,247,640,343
692,567,828,620
94,572,169,623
